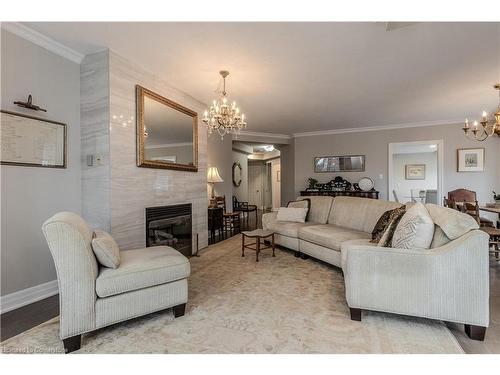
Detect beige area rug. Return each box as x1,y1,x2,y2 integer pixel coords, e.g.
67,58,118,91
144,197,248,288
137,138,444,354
1,235,463,354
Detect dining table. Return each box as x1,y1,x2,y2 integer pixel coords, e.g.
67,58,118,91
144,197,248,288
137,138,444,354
479,205,500,228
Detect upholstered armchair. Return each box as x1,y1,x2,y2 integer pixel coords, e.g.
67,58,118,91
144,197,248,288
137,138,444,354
42,212,190,353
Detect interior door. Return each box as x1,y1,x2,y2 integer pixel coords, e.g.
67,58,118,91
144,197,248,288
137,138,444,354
248,164,263,208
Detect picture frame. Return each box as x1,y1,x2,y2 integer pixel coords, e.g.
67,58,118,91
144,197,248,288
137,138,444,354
0,110,67,168
457,148,485,172
405,164,425,180
313,155,365,173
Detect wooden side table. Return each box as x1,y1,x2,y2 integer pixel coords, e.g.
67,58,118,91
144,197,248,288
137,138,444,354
241,229,275,262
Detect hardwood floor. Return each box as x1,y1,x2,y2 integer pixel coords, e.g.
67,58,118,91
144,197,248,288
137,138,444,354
1,294,59,341
2,211,499,353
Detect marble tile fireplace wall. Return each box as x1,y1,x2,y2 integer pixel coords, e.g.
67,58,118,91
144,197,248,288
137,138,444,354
81,50,208,252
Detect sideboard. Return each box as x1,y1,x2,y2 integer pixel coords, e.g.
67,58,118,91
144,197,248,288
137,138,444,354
299,190,379,199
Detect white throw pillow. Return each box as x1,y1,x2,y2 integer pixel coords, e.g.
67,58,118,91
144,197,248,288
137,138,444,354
392,202,434,250
276,207,308,223
92,230,121,268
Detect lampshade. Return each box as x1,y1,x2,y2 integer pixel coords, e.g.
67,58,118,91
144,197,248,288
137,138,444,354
207,167,223,183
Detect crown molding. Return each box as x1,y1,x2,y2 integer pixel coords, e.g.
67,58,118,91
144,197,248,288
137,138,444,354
237,130,292,139
1,22,84,64
292,118,464,138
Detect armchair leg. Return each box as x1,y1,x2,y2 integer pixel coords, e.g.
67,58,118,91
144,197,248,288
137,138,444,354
173,303,186,318
464,324,486,341
350,308,362,321
300,253,309,260
63,334,81,353
294,251,301,258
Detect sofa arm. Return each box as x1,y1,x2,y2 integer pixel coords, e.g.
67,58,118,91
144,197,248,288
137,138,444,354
262,211,278,230
342,230,489,326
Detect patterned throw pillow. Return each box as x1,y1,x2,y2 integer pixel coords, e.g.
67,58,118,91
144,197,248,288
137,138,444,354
287,198,311,221
392,202,435,250
377,207,407,247
370,206,406,245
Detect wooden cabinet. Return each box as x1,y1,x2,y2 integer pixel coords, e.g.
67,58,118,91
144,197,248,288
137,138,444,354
299,190,379,199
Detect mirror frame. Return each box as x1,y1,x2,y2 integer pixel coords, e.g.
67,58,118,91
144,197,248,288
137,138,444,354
136,85,198,172
232,162,242,187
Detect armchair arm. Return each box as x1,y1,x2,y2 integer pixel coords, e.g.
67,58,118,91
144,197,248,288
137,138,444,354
342,230,489,326
262,212,278,230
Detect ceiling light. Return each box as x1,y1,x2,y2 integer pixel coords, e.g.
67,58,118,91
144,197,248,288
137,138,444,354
462,83,500,142
202,71,247,140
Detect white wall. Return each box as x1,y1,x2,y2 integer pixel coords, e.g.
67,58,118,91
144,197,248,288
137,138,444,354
294,123,500,208
207,133,233,210
392,152,438,203
1,31,81,296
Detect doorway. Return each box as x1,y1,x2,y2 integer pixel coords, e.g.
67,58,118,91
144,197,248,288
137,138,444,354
388,140,444,205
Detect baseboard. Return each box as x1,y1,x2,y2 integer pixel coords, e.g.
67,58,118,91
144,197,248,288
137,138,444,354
1,280,59,314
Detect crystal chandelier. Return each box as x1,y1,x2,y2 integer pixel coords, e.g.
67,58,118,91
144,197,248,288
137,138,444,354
202,70,247,139
463,83,500,141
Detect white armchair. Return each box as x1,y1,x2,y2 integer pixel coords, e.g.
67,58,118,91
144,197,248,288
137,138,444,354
42,212,190,353
342,229,490,340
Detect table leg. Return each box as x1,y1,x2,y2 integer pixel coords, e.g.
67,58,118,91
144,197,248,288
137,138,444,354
256,237,260,262
241,234,245,257
272,234,275,257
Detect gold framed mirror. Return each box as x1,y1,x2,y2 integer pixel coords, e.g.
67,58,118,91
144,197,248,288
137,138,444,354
136,85,198,172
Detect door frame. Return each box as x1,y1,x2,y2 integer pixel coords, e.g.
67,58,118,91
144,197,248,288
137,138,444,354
388,139,444,205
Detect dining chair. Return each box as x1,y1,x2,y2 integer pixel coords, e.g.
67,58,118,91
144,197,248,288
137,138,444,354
448,189,494,227
392,189,400,203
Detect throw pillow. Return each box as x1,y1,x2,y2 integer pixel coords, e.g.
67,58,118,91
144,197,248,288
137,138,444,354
371,206,406,245
392,202,435,250
276,207,308,223
91,230,121,268
377,207,407,247
287,198,311,221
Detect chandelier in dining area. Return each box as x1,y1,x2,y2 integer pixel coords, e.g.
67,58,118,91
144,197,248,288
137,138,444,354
462,83,500,141
202,70,247,139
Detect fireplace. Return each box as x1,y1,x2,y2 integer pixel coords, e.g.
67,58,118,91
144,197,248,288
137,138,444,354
145,204,192,257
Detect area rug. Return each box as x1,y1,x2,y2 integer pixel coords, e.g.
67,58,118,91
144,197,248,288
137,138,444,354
1,235,463,354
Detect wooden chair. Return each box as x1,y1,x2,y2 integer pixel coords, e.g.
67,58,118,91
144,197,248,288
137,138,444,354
208,207,224,244
233,196,258,228
461,201,500,259
215,196,241,236
443,197,459,210
448,189,494,227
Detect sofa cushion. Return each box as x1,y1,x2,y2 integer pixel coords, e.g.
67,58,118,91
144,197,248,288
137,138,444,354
328,196,402,233
392,202,434,250
276,207,308,223
96,246,190,298
267,221,313,238
92,230,121,269
425,203,479,240
298,224,371,251
297,196,334,224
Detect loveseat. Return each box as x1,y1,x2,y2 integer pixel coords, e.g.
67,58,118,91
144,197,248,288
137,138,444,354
262,196,490,341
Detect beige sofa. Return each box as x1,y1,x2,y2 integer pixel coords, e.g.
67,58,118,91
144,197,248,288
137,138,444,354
262,196,490,340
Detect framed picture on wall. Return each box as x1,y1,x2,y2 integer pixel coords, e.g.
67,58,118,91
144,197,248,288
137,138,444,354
457,148,485,172
405,164,426,180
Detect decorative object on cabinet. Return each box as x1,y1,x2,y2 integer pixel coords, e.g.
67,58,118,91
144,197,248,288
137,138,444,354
13,94,47,112
207,166,224,203
232,162,242,187
307,178,318,190
136,85,198,172
0,110,66,168
314,155,365,173
457,148,484,172
405,164,426,180
357,177,375,192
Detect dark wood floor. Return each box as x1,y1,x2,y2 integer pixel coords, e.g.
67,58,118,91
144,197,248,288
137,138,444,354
1,294,59,341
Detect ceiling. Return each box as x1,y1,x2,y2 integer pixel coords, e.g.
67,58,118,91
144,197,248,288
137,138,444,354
24,22,500,135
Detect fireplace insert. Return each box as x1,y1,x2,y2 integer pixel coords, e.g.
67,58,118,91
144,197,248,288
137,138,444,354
145,204,192,257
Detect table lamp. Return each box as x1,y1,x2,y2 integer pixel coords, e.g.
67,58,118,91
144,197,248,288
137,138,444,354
207,167,223,206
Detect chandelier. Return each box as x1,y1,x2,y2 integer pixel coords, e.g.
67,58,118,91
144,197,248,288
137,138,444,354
202,70,247,139
462,83,500,141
